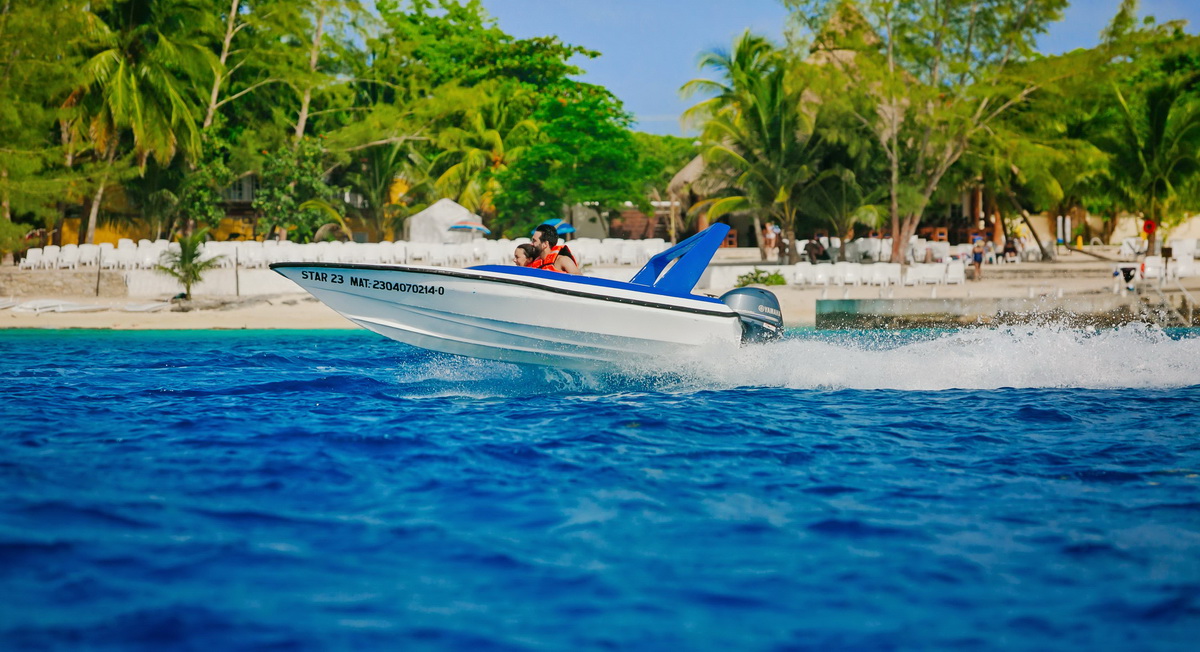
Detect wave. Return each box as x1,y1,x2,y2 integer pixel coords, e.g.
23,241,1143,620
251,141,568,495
377,324,1200,394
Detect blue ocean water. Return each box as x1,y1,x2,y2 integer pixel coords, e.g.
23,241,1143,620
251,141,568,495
1,326,1198,650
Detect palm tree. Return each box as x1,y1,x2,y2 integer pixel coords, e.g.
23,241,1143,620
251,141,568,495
1107,74,1200,253
341,143,435,239
74,0,212,244
680,30,778,129
685,35,825,263
432,92,537,221
156,228,223,299
797,167,885,261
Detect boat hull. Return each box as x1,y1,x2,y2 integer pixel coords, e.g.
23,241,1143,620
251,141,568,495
271,263,743,370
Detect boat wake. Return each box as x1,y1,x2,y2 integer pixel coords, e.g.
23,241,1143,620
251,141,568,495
388,324,1200,394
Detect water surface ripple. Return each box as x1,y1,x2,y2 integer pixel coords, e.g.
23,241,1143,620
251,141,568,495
1,327,1198,650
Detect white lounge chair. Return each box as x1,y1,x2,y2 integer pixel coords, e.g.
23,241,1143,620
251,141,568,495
121,302,171,312
12,300,62,314
19,248,42,270
945,261,966,284
12,300,108,314
792,262,815,286
812,262,834,286
40,245,60,269
55,302,109,313
1142,255,1165,280
57,244,80,269
78,244,100,267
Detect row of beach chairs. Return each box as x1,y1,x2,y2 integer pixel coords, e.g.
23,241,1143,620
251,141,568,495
18,241,178,271
1138,254,1198,280
18,237,672,271
783,261,968,287
800,237,1041,264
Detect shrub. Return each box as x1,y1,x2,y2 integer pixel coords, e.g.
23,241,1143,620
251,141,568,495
155,228,224,299
735,267,786,287
0,221,32,257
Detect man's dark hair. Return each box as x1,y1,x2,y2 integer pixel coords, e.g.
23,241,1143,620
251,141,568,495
534,224,559,247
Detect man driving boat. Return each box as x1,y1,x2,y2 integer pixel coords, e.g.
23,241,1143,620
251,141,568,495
530,224,581,274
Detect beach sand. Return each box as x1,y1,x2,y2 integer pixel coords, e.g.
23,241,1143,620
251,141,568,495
3,251,1193,330
1,272,1155,330
2,295,355,330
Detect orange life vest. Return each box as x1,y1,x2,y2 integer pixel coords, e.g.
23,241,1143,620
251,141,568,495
528,256,562,272
531,245,576,272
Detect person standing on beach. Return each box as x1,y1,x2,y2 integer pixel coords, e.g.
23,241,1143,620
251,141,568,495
972,239,985,281
763,223,778,258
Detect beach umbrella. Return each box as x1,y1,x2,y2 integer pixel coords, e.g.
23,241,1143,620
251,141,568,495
535,218,576,235
448,220,491,235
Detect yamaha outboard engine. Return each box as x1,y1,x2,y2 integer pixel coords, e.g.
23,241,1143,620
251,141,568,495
720,287,783,343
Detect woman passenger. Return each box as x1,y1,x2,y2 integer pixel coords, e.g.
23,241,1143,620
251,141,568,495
512,243,539,267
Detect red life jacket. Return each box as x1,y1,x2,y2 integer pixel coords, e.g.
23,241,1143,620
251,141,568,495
531,245,575,272
528,256,562,272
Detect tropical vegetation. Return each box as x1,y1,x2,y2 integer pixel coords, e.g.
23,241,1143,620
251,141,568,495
155,228,224,299
0,0,1197,260
680,0,1200,260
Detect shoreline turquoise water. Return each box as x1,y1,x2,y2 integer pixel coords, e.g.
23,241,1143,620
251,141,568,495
3,327,1198,649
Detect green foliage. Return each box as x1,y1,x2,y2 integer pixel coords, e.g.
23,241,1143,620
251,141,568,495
798,167,886,258
0,1,97,223
431,84,538,217
179,137,236,229
155,227,224,299
0,220,33,255
785,0,1071,256
252,137,341,241
631,132,698,196
81,0,213,167
735,268,786,287
685,32,825,261
493,85,645,236
4,0,1198,254
1098,21,1200,233
374,0,595,94
339,143,429,237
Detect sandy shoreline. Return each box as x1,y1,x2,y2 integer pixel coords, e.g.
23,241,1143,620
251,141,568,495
1,295,358,330
0,274,1154,331
5,251,1194,330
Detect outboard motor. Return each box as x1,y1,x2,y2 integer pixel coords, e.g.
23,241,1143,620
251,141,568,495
720,287,784,343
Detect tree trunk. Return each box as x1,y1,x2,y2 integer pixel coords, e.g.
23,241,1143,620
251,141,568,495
83,149,116,245
1019,211,1054,261
1147,198,1159,256
1004,188,1054,261
888,152,902,263
753,214,765,261
57,113,77,248
203,0,241,129
293,6,326,146
1,167,9,221
1102,210,1119,245
53,204,65,247
83,176,108,245
895,214,919,264
667,191,681,244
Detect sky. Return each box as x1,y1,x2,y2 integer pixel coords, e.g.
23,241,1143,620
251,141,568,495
475,0,1200,136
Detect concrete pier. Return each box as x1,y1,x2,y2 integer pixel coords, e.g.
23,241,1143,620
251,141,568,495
815,295,1143,328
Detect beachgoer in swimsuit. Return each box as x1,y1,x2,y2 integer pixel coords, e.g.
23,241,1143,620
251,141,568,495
972,239,985,280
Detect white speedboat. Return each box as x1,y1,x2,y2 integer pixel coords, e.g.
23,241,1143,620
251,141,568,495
271,223,781,370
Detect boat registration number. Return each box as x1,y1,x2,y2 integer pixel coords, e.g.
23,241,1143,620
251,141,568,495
301,270,444,295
